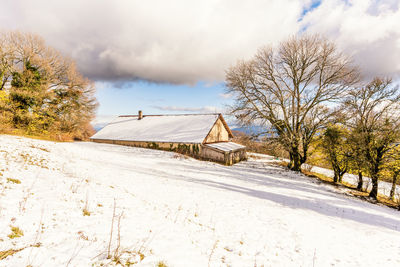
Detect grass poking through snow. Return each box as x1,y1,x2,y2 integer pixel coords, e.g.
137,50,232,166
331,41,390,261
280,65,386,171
8,226,24,239
6,178,21,184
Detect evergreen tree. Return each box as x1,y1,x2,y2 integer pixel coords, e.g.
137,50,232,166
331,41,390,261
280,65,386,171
0,31,97,139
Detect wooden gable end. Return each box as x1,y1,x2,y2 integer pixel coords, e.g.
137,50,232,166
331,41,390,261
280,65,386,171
203,115,234,144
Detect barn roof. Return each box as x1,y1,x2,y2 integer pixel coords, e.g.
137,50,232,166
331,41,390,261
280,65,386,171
205,142,245,152
90,113,233,144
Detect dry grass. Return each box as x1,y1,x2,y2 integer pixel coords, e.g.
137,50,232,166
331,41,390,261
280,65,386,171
302,169,334,184
272,160,399,209
8,226,24,239
243,134,400,187
270,160,289,168
373,194,398,208
232,133,288,158
6,178,21,184
347,190,398,207
172,154,189,160
157,261,168,267
0,129,80,142
19,152,49,169
0,243,41,261
0,248,24,260
301,169,399,209
29,144,50,152
248,154,264,160
82,208,91,216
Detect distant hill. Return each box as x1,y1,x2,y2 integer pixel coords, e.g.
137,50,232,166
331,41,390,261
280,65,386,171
91,115,118,132
231,125,268,138
93,123,108,132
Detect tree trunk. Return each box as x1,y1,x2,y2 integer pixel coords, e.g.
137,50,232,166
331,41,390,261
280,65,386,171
357,171,363,191
390,173,398,201
288,152,293,169
338,173,343,183
332,164,341,184
301,145,307,165
368,154,382,200
291,154,302,172
289,147,302,172
369,175,379,200
333,173,338,183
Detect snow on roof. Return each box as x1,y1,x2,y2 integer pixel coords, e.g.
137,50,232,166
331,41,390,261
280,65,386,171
90,114,222,143
205,142,245,152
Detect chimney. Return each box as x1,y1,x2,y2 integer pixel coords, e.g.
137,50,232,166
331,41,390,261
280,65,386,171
138,110,143,120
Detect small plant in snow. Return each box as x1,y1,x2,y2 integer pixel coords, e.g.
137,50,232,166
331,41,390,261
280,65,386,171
8,226,24,239
157,261,168,267
77,231,89,240
7,178,21,184
0,248,24,260
82,208,91,216
19,175,39,213
82,189,91,216
208,240,219,267
93,199,147,266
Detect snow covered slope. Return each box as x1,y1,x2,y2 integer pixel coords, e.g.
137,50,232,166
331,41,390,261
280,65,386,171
0,135,400,266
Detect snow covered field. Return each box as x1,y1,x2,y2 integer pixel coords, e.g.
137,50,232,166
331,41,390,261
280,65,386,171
1,135,400,266
308,164,399,199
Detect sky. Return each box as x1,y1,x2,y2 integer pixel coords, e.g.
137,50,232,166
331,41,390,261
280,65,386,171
0,0,400,123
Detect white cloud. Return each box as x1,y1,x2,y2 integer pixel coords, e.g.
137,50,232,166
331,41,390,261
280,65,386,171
1,0,399,84
302,0,400,80
153,105,223,113
219,93,233,99
0,0,305,84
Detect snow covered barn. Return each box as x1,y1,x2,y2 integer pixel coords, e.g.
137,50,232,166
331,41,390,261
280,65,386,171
90,112,247,165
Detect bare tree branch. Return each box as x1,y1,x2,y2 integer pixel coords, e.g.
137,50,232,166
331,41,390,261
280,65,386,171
226,34,359,171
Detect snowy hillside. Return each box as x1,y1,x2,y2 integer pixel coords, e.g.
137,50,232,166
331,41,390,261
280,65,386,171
1,135,400,266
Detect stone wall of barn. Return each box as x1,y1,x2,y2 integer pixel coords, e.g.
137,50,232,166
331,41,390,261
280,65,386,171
91,139,202,155
199,146,247,165
224,149,248,165
91,138,247,166
199,146,225,163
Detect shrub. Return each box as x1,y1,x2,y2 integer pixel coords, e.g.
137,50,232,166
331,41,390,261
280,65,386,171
7,178,21,184
82,208,91,216
8,226,24,239
157,261,168,267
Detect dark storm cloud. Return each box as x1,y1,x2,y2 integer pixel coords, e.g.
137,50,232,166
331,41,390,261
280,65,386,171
1,0,399,84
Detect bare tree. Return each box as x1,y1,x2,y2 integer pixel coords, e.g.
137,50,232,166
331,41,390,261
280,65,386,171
226,35,359,171
0,33,15,91
343,78,400,200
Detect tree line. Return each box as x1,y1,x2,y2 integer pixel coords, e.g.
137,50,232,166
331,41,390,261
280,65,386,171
0,31,97,140
226,35,400,201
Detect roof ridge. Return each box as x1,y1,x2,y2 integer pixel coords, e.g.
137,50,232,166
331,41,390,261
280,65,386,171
119,113,221,117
